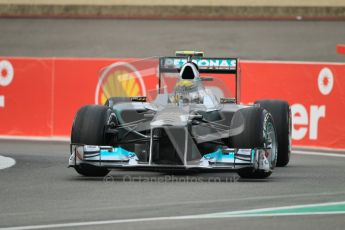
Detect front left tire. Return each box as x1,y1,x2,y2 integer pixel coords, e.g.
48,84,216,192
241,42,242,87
230,107,277,179
255,100,291,167
71,105,115,177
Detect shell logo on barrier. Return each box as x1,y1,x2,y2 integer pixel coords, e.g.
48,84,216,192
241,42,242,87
95,62,146,105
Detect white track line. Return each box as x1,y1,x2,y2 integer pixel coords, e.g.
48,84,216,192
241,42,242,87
1,201,345,230
204,200,345,216
1,191,344,218
0,155,15,170
293,150,345,158
0,146,343,229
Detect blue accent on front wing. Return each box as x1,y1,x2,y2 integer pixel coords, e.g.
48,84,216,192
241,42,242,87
202,148,235,162
100,147,137,160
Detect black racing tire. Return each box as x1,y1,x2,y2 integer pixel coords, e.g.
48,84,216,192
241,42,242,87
71,105,114,177
237,168,272,179
230,107,275,179
231,107,267,148
255,100,291,167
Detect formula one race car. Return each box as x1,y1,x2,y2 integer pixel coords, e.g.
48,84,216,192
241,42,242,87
69,51,291,179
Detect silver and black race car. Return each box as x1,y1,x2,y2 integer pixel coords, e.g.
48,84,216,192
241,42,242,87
69,51,291,179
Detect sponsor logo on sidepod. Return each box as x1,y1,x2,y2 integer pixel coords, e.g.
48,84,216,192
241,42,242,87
95,62,146,105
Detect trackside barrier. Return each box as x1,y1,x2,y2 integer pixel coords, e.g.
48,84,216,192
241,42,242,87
0,57,344,149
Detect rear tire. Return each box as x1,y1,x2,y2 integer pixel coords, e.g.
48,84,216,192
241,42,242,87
71,105,114,177
230,107,276,179
255,100,291,167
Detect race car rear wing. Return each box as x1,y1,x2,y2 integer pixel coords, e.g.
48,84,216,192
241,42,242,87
159,57,238,74
158,56,241,103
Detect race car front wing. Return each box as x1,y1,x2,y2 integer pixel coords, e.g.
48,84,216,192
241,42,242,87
69,144,272,172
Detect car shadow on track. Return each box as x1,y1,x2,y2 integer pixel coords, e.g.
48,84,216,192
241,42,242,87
67,170,272,183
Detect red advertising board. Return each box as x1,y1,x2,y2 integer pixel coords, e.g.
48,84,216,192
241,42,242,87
0,57,344,150
241,61,345,149
0,58,53,136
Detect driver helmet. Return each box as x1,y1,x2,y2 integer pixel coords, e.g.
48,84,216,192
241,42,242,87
173,62,203,104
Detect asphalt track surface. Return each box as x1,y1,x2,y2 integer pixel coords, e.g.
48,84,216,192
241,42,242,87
0,19,345,62
1,19,345,229
0,140,345,230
